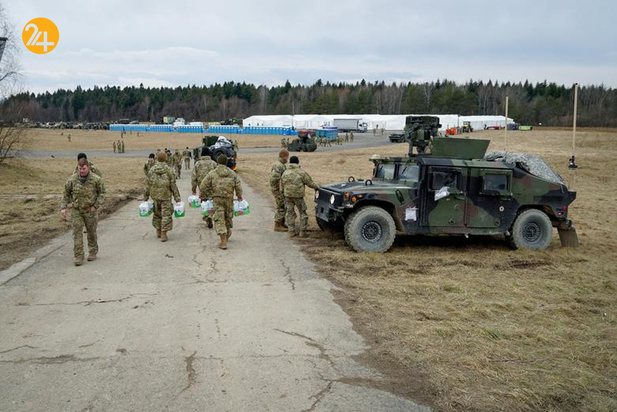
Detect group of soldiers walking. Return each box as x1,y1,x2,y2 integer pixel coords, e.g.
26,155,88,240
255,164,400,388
60,145,319,265
113,139,125,153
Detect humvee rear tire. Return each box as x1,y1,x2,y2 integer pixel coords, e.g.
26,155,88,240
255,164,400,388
509,209,553,250
344,206,396,253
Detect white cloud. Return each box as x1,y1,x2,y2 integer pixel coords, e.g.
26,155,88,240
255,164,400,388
3,0,616,94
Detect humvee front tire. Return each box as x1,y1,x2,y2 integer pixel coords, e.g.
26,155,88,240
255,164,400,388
508,209,553,250
344,206,396,253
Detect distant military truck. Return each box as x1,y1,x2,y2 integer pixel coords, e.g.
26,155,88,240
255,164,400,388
315,137,578,253
193,135,238,170
389,115,441,147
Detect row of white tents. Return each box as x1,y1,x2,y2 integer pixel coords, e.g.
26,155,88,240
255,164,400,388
243,114,515,131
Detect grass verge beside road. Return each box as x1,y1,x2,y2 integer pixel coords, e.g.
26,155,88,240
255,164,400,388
0,157,145,271
238,128,617,411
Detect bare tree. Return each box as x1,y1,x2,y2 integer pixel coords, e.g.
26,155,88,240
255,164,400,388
0,2,26,164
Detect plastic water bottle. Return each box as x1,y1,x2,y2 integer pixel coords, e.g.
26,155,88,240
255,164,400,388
188,195,201,208
139,202,151,217
201,200,214,216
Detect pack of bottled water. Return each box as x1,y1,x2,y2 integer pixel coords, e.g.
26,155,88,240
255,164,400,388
173,202,186,218
139,201,153,217
201,200,214,216
187,195,201,208
233,200,250,217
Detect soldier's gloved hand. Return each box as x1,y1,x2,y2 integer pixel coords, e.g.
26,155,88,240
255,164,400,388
89,206,96,212
192,190,196,195
61,209,68,218
237,196,243,202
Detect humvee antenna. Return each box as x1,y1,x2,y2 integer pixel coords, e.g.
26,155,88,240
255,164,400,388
504,95,509,152
569,83,579,170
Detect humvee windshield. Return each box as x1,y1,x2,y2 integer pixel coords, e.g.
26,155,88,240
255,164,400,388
398,165,419,182
374,164,396,180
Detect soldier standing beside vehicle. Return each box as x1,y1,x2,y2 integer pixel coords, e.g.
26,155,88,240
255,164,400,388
183,147,192,170
281,156,319,238
144,152,181,242
61,158,105,266
192,146,217,229
270,149,289,232
200,154,243,250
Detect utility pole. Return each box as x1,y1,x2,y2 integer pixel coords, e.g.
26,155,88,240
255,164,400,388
504,96,509,151
569,83,579,169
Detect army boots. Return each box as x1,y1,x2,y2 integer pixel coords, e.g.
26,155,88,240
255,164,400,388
227,229,232,239
156,229,161,238
274,220,287,232
87,254,97,261
161,231,168,242
299,231,308,238
218,235,228,250
74,258,84,266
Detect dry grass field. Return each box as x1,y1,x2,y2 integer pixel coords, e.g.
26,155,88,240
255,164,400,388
22,128,283,152
0,157,145,270
237,128,617,412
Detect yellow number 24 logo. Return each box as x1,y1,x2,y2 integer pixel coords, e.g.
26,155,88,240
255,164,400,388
22,18,59,54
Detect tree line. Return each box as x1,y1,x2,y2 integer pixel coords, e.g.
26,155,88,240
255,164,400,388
4,79,617,127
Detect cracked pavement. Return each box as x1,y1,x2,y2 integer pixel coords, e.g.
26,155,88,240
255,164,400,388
0,167,429,412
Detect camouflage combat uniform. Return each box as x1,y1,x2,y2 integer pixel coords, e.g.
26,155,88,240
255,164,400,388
143,159,155,177
182,149,192,170
145,162,181,232
192,157,217,225
192,157,217,194
62,172,105,261
173,152,182,179
200,165,242,236
269,158,287,223
74,162,103,178
281,164,318,234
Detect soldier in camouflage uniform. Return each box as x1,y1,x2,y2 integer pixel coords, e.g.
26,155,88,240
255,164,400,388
200,154,243,250
270,149,289,232
145,152,181,242
61,158,106,266
183,147,192,170
73,153,102,177
113,141,117,153
281,156,319,238
191,146,217,228
173,149,182,179
143,153,155,176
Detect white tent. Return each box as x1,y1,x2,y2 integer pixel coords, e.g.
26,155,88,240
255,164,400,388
243,114,516,131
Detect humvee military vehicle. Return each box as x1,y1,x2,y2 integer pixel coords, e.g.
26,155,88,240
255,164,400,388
389,115,441,145
315,135,578,253
193,135,238,170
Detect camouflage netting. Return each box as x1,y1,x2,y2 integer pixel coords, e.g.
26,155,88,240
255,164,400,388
484,151,565,185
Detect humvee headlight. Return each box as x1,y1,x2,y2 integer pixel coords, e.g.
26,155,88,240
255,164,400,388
330,195,335,204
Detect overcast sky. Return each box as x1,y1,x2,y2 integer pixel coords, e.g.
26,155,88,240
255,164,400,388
6,0,617,94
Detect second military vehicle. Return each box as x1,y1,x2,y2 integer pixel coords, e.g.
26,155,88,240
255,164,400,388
389,115,441,145
315,132,578,253
193,135,238,170
286,129,318,152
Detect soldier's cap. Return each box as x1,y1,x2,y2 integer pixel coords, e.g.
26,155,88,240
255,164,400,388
156,152,167,162
77,152,87,160
290,156,299,164
148,153,155,159
279,148,289,158
201,146,211,156
217,154,228,165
